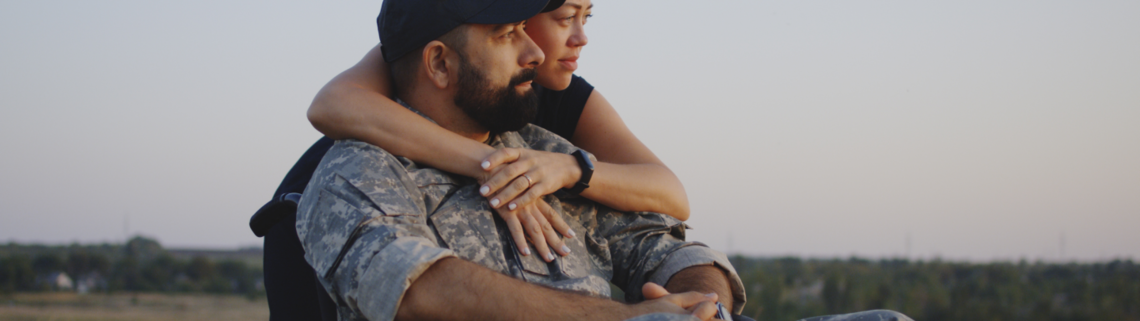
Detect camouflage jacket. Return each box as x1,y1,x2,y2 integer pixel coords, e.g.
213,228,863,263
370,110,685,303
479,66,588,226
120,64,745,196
296,124,745,321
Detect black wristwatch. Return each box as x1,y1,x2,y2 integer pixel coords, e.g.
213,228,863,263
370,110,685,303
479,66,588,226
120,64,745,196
567,149,594,194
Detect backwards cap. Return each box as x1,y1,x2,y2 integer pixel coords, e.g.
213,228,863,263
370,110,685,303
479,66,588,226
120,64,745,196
378,0,566,63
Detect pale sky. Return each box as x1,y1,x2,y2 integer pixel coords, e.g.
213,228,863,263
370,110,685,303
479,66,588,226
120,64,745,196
1,1,1137,262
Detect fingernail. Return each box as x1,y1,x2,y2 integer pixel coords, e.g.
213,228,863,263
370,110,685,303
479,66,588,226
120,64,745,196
522,247,531,256
547,253,556,261
567,229,577,238
705,293,717,298
480,185,490,195
508,203,517,210
561,245,571,254
490,199,500,207
481,161,491,169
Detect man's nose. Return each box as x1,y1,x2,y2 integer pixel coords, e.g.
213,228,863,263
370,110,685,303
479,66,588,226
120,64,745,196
519,30,544,68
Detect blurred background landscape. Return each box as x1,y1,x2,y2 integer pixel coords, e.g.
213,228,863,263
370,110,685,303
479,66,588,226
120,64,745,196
3,238,1137,320
2,0,1137,320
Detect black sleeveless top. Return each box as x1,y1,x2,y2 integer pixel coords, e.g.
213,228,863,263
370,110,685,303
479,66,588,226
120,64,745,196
532,74,595,139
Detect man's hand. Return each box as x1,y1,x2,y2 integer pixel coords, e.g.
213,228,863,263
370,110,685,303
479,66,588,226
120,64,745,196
642,282,721,320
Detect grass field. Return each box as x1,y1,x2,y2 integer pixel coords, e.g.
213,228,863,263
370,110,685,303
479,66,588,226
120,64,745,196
0,292,268,321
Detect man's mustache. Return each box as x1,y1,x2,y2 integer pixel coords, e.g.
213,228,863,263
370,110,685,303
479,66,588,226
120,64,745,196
509,68,538,87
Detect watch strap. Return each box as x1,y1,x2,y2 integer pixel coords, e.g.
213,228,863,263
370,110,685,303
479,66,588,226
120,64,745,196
567,149,593,194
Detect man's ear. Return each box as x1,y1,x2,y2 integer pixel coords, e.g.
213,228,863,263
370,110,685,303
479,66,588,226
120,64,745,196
421,40,457,89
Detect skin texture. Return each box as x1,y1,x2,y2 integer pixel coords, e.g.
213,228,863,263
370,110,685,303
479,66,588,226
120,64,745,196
306,0,690,261
383,22,731,321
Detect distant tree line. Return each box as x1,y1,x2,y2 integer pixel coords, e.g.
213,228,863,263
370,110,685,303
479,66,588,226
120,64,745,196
0,237,262,297
5,239,1138,320
730,256,1139,321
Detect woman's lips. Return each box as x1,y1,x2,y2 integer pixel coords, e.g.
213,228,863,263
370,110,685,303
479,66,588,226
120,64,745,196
558,58,578,71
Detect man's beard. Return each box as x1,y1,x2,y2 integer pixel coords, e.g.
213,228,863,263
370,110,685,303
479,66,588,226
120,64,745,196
453,54,539,134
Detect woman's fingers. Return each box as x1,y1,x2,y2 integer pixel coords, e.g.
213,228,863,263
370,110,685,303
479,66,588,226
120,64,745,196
530,206,569,257
480,161,528,200
500,210,532,257
536,199,574,239
519,206,555,262
481,148,521,172
488,174,534,209
506,179,555,213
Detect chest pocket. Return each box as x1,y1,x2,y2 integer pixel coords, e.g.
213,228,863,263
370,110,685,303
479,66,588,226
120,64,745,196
428,186,512,275
516,243,552,277
409,168,462,215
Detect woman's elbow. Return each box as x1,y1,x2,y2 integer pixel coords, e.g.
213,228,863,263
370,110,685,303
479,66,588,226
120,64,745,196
672,202,691,221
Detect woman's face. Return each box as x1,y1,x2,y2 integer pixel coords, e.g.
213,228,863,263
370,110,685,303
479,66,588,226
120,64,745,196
526,0,591,91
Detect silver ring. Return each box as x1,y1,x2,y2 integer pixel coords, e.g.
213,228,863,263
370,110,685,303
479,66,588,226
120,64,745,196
523,174,534,187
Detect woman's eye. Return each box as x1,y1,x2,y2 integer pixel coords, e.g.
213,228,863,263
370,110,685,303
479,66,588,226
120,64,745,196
583,14,592,24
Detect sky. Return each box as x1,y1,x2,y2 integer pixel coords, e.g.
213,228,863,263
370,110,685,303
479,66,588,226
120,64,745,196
1,1,1137,262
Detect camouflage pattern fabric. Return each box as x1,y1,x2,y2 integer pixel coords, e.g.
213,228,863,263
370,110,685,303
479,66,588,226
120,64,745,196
295,123,746,321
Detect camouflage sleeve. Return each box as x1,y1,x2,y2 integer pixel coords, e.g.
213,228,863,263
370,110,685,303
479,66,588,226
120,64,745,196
596,211,745,313
647,246,747,314
295,140,456,321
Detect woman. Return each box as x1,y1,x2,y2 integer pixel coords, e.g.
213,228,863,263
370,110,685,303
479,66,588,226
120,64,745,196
307,0,689,262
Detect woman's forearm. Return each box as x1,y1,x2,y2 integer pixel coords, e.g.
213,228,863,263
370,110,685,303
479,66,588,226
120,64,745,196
307,44,495,178
579,162,691,221
568,91,691,220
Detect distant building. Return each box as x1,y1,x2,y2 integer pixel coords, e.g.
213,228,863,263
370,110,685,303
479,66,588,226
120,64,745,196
39,272,73,291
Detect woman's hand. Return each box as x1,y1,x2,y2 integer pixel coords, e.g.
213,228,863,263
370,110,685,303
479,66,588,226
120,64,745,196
495,198,576,262
478,148,582,212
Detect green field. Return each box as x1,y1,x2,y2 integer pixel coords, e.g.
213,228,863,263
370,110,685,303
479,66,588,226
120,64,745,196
0,293,267,321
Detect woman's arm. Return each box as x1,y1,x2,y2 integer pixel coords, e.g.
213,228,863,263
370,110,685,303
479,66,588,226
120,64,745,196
307,44,494,179
481,90,691,221
571,91,691,220
311,46,689,222
309,44,575,261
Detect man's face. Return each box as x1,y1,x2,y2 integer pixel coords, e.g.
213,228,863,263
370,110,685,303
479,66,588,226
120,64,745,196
453,22,545,134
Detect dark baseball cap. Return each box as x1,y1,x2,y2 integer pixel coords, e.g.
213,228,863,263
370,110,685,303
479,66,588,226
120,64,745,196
378,0,566,63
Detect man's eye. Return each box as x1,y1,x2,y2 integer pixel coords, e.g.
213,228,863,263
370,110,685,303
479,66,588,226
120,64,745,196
583,14,592,24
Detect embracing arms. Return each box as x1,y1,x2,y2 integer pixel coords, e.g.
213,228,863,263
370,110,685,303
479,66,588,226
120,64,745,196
307,44,690,220
307,44,495,179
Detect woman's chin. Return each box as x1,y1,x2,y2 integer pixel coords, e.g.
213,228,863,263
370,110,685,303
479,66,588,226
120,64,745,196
536,71,573,91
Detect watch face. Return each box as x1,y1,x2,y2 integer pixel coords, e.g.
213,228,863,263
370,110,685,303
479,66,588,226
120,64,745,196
577,150,594,170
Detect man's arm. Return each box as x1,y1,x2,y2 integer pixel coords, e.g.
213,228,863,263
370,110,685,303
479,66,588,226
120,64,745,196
593,210,747,314
664,265,734,312
396,257,712,321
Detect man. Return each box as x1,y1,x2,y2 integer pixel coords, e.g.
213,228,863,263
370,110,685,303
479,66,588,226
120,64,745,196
297,0,914,320
298,0,740,320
